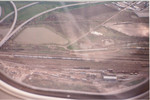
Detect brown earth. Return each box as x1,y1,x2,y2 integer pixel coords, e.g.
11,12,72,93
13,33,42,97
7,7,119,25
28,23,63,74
30,3,119,43
14,26,68,45
0,2,149,94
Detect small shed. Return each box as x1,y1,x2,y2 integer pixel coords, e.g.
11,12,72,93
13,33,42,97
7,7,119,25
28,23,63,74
102,74,117,81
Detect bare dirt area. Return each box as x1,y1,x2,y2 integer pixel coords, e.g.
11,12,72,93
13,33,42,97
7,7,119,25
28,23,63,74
69,4,118,19
106,10,149,23
29,3,119,43
14,26,68,45
0,40,149,93
0,42,148,93
104,23,149,37
41,12,90,42
0,1,149,94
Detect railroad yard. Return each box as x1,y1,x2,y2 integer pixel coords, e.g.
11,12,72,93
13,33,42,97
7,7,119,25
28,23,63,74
0,1,149,93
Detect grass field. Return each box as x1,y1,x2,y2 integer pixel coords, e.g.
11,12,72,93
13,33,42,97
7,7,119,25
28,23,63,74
1,1,113,23
0,2,13,18
14,1,33,8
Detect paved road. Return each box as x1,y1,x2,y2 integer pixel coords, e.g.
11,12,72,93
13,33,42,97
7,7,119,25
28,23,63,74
0,1,18,47
0,2,39,23
0,2,99,48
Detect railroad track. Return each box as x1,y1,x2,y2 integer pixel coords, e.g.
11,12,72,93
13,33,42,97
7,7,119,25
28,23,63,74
0,52,148,62
0,2,39,23
0,1,100,48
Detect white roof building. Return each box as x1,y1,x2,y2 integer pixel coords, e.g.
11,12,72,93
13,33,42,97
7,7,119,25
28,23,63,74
91,31,103,36
102,75,117,80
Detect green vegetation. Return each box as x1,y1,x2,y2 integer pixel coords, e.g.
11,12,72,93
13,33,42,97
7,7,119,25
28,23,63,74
17,2,60,21
3,2,62,22
0,2,13,18
1,1,112,22
14,1,32,8
57,1,113,13
67,43,80,50
67,45,74,50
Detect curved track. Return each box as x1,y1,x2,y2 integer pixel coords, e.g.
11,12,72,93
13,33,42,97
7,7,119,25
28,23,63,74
0,1,18,45
0,2,99,48
0,1,149,99
0,2,39,23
